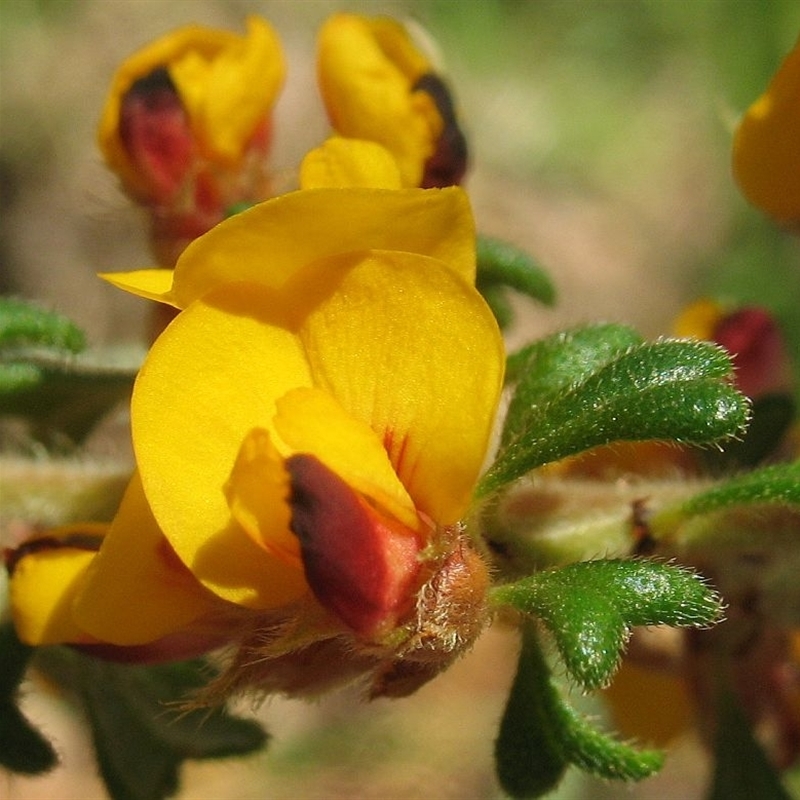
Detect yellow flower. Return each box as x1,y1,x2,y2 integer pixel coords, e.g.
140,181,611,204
10,141,503,695
317,13,467,188
98,16,284,205
733,36,800,223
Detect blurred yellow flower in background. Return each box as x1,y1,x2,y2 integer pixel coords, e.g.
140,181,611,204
317,13,467,188
733,36,800,225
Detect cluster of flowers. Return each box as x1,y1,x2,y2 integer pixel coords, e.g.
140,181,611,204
98,14,466,266
8,13,498,700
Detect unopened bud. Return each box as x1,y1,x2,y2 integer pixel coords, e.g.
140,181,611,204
675,300,793,399
714,306,793,399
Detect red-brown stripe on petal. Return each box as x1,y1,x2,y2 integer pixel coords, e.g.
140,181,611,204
72,623,234,664
286,454,423,639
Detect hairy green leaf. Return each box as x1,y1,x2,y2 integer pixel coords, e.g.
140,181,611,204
504,323,643,429
700,394,795,472
479,338,749,496
495,625,567,798
0,299,140,442
0,623,58,775
495,624,663,799
491,559,723,689
650,461,800,627
0,350,138,443
660,460,800,524
651,459,800,545
556,697,663,781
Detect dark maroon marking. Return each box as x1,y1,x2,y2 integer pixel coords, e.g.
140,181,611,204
286,454,420,637
413,72,468,188
5,533,104,575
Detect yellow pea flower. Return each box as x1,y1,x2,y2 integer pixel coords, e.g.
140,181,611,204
101,139,477,308
10,141,504,696
317,13,467,188
8,524,107,647
733,36,800,224
299,136,404,189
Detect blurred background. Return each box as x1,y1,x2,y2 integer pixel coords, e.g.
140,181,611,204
2,1,800,798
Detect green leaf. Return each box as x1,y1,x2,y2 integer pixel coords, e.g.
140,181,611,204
0,623,58,775
495,624,663,799
708,691,792,800
495,625,568,798
0,349,139,443
557,699,663,782
35,649,268,800
479,337,750,497
503,323,644,430
658,460,800,526
477,235,556,307
650,462,800,627
0,362,45,393
479,283,515,329
491,559,723,690
651,459,800,544
0,298,139,443
0,297,85,354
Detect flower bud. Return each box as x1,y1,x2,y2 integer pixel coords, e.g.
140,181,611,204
412,72,468,188
317,14,468,188
99,16,285,265
675,299,793,399
118,67,193,205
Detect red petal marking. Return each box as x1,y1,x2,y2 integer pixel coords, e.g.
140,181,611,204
715,307,791,398
286,454,422,639
119,67,194,203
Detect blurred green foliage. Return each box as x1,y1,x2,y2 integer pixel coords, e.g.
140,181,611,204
425,0,800,396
